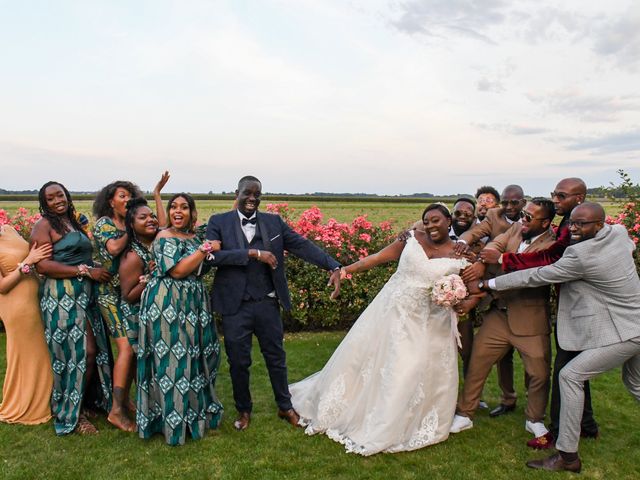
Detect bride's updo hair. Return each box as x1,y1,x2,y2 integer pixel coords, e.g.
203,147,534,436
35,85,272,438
422,202,452,221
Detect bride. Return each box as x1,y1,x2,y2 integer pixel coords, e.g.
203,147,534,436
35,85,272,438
290,203,480,455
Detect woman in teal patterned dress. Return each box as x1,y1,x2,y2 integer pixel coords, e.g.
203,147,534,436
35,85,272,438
92,174,169,431
119,198,159,355
137,193,223,445
31,181,113,435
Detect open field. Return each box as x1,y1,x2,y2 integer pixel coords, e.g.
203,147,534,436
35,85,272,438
0,197,623,231
0,332,638,479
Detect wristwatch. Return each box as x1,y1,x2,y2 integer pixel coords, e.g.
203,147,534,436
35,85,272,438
498,254,503,265
478,280,485,290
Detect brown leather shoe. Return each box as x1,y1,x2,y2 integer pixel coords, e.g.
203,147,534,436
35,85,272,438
277,408,301,427
233,412,251,431
526,453,581,473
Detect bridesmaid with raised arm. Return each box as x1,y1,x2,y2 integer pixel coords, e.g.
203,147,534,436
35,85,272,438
0,226,52,424
91,172,169,431
31,181,113,435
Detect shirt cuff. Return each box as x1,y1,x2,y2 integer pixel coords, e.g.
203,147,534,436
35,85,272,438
487,278,497,290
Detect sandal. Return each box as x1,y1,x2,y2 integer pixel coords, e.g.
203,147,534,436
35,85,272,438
75,414,99,435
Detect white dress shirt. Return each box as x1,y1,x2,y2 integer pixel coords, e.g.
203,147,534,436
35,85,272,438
238,210,257,243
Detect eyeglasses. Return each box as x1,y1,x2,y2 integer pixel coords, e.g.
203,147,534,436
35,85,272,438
550,191,578,201
453,210,474,218
520,211,549,222
568,220,600,228
501,199,523,207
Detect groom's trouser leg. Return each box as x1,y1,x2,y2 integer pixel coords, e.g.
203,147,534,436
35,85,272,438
254,297,293,411
549,327,598,438
222,304,255,413
457,309,512,418
512,334,551,423
556,336,640,453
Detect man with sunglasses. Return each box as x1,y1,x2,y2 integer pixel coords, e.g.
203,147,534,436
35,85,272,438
455,185,527,417
480,202,640,472
478,178,599,447
451,199,556,448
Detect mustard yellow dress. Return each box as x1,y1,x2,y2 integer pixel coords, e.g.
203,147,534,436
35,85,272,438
0,225,52,424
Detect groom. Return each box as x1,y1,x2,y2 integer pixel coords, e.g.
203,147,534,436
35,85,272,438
206,175,342,431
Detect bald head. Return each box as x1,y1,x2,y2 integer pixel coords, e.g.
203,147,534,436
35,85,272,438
572,202,605,222
552,178,587,216
502,184,524,198
556,177,587,195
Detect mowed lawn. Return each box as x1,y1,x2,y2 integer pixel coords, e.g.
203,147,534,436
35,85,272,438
0,331,639,480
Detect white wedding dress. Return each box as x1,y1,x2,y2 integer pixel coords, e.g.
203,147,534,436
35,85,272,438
290,233,469,455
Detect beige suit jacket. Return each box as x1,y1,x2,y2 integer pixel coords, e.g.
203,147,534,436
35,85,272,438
486,224,555,337
459,208,515,245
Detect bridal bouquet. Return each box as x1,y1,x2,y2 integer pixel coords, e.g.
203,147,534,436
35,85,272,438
431,274,467,308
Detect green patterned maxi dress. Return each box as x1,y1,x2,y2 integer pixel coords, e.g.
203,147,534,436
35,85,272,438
40,231,113,435
137,235,223,445
120,241,153,353
93,216,127,338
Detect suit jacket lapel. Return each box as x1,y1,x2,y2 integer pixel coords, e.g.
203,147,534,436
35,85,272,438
524,229,551,252
257,212,272,251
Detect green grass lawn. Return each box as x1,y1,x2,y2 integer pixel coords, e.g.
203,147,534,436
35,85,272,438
0,331,638,479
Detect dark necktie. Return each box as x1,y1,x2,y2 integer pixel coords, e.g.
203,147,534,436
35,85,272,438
242,217,257,226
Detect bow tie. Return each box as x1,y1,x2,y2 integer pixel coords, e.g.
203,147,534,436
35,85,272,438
242,217,257,226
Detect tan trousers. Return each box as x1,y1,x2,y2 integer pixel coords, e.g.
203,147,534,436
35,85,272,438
457,308,551,422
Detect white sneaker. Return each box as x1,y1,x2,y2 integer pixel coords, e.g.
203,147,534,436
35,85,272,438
525,420,549,438
478,400,489,410
450,414,473,433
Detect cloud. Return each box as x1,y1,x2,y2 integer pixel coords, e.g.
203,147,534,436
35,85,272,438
527,89,640,123
388,0,507,44
591,4,640,70
476,77,505,93
563,129,640,155
474,123,551,135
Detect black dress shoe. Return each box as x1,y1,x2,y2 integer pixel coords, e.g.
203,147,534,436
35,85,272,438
233,412,251,431
526,453,581,473
489,403,516,417
277,408,301,427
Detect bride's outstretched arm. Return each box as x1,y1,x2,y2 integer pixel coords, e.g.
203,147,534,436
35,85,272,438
343,238,405,276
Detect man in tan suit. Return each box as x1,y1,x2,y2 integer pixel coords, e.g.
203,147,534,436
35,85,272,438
455,184,526,416
450,198,556,446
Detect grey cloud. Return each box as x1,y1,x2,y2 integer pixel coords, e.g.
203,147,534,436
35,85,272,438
388,0,507,44
474,122,550,135
476,77,505,93
564,130,640,155
527,91,640,123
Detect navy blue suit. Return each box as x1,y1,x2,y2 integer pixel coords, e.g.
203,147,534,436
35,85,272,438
206,210,340,412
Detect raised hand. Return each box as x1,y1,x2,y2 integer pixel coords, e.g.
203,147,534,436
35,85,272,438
154,171,170,195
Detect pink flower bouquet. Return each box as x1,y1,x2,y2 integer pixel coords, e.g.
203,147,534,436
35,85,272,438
431,274,467,308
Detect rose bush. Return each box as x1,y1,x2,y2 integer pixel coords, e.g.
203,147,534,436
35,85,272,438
605,170,640,273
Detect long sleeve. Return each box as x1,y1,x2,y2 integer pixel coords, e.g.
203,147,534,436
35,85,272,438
501,223,571,272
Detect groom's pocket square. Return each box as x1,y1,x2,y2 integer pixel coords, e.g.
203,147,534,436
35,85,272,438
270,234,281,241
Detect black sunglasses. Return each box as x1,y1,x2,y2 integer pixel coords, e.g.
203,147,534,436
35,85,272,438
520,211,549,222
568,220,599,228
500,199,523,207
550,191,579,201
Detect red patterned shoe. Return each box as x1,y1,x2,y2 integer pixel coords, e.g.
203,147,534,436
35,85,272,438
527,432,555,450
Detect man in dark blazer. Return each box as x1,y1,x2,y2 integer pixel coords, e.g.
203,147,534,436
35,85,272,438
206,175,342,431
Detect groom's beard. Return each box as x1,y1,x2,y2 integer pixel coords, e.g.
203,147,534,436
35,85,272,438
452,223,471,237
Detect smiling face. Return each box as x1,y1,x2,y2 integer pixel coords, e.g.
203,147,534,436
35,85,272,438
132,206,159,240
568,204,604,244
44,184,69,216
452,201,475,234
422,208,452,243
236,180,262,217
169,196,193,230
110,187,132,219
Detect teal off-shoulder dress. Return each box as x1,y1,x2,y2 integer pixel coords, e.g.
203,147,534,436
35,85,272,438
120,241,153,353
92,216,127,338
40,231,113,435
136,234,223,445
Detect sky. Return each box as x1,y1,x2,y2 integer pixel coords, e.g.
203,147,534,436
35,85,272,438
0,0,639,196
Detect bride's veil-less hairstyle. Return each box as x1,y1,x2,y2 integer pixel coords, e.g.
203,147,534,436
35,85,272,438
422,203,452,221
38,181,84,236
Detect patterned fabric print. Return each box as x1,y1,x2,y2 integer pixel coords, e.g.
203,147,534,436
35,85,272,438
120,242,153,353
93,216,127,337
41,277,113,435
137,236,223,445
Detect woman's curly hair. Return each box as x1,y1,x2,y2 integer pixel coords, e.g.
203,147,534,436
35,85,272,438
92,181,143,219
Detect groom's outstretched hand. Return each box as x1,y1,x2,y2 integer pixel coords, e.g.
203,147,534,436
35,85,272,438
328,269,342,300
